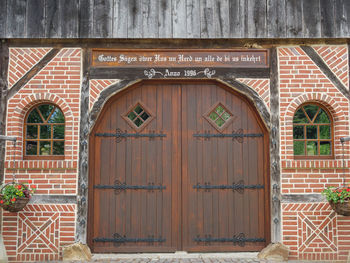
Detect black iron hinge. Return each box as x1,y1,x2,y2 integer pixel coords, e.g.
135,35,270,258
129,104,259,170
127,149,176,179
93,233,166,247
94,180,166,195
194,233,265,247
95,128,166,143
193,128,263,142
193,180,264,193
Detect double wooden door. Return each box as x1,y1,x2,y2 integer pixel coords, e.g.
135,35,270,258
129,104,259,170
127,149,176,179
88,81,269,253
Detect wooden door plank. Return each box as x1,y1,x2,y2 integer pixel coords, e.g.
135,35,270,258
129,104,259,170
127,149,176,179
172,0,187,38
127,0,142,38
320,0,335,38
247,0,266,38
6,0,26,38
302,0,321,37
158,0,172,38
26,0,45,38
286,0,303,37
267,0,287,38
59,0,79,38
93,0,113,37
44,0,60,37
112,0,128,38
142,0,159,38
186,0,200,38
79,0,93,37
0,0,7,37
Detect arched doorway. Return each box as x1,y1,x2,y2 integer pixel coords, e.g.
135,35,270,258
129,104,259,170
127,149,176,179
88,80,270,252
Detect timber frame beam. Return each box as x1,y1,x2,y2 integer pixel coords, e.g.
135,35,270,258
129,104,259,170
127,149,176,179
7,48,60,99
0,40,9,183
301,46,350,99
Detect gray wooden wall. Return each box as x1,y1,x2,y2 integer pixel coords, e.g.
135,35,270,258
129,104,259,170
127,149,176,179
1,0,350,39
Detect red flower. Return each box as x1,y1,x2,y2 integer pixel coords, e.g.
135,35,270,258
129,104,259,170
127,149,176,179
28,180,32,184
347,188,350,192
31,185,36,189
0,200,4,204
16,185,22,189
11,198,16,202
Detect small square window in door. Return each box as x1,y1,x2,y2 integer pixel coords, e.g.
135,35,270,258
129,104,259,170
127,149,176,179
123,101,155,132
204,102,236,132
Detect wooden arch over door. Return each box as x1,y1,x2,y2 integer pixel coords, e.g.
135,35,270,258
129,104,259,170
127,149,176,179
88,80,270,252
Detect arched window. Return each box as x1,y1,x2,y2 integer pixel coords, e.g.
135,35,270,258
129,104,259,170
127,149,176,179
293,103,333,158
24,104,65,158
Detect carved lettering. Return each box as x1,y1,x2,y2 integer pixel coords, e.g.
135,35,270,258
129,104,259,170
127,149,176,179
92,49,269,68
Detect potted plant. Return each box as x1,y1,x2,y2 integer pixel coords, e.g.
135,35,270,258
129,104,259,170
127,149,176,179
322,185,350,216
0,181,36,212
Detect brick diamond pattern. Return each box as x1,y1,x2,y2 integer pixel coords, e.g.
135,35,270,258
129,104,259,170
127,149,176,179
283,203,339,261
90,79,121,109
313,46,348,87
237,79,270,108
8,48,52,88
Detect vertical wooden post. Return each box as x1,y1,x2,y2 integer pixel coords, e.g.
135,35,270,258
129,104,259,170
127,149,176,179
76,48,90,243
0,40,9,183
270,47,281,242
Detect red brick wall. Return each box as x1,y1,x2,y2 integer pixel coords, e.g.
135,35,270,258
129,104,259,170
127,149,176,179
2,45,350,261
3,204,76,262
3,48,81,262
8,48,52,88
279,46,350,260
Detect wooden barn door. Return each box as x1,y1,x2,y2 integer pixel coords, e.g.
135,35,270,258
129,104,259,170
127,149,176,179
88,81,269,253
89,83,182,252
181,83,269,252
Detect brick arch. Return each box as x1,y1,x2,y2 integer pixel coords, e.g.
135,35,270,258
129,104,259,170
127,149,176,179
8,93,74,158
283,93,345,124
282,92,347,159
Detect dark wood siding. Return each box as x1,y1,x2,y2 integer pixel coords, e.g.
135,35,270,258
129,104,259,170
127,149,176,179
1,0,350,39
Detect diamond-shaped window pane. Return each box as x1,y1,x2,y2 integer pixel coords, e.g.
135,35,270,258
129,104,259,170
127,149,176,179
215,118,225,127
134,105,143,114
125,103,152,129
209,112,218,121
128,112,137,121
140,112,149,121
222,112,231,121
134,118,143,127
208,103,232,128
216,105,224,115
206,103,233,130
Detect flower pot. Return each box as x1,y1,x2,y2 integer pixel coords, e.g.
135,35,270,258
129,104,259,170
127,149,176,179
0,196,30,212
329,200,350,216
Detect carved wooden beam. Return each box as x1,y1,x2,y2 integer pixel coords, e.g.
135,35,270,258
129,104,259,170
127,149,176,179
269,47,281,243
76,48,90,243
0,40,9,182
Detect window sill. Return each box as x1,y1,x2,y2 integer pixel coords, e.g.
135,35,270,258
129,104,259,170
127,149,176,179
293,155,334,160
23,155,65,160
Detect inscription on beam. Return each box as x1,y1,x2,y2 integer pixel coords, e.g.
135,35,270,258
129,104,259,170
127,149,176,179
91,49,269,79
92,49,269,68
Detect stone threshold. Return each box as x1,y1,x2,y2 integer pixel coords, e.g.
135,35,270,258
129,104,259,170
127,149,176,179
93,252,259,260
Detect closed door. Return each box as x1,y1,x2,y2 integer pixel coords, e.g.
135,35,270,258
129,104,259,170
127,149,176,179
88,80,269,252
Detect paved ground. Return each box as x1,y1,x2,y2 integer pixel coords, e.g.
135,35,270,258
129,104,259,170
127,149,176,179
50,253,333,263
80,253,312,263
